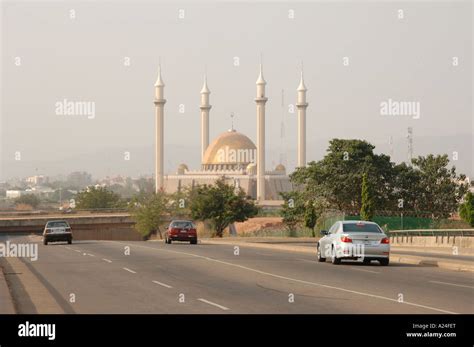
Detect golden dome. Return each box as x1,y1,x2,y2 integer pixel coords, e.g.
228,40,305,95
202,130,256,166
275,164,286,172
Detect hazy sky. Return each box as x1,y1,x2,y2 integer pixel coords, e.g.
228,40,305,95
1,0,472,180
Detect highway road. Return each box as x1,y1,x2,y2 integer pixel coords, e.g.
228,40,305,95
1,234,473,314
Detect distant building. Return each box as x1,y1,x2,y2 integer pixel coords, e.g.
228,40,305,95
6,190,27,199
30,186,55,198
25,175,48,186
99,175,128,187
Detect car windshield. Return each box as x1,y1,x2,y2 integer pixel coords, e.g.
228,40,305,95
47,221,69,228
343,223,381,233
171,221,194,229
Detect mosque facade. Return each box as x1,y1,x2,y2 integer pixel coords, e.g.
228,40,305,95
153,64,308,201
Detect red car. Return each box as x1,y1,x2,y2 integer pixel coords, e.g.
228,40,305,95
164,220,198,244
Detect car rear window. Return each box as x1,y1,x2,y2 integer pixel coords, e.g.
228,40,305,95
343,223,381,233
47,221,69,228
171,221,194,229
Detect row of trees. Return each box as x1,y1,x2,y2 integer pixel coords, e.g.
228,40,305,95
66,138,474,235
74,179,258,238
129,179,258,238
282,139,471,232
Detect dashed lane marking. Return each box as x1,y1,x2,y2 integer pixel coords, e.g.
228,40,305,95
112,241,458,314
429,280,474,289
197,298,229,311
152,280,173,289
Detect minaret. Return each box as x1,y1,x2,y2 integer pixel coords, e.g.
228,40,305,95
296,67,308,167
154,64,166,193
255,64,268,201
200,75,211,162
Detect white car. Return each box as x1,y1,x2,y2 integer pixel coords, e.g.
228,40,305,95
317,220,390,265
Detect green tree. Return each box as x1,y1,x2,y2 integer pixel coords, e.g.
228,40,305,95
75,186,125,209
189,178,258,237
360,172,375,221
168,188,192,219
392,162,422,212
304,203,317,237
291,139,395,214
129,192,169,238
280,191,305,236
411,155,468,218
459,191,474,227
14,194,40,208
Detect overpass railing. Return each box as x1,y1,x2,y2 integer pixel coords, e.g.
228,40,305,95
388,229,474,237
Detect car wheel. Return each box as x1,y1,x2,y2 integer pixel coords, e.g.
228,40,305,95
363,258,371,265
190,239,197,245
168,238,172,244
68,239,72,245
317,244,326,262
331,246,341,265
379,258,389,266
43,239,48,245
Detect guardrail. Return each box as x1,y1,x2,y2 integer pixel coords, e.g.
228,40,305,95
389,229,474,237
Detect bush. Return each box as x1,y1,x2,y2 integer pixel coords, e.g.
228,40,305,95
460,192,474,227
14,194,40,209
129,192,169,239
75,186,125,209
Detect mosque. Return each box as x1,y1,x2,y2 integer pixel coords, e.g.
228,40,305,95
153,63,309,201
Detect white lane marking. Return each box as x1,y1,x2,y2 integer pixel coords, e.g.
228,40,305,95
65,246,72,250
429,280,474,289
87,253,95,257
198,298,229,311
102,258,112,263
112,241,457,314
123,267,136,274
152,280,173,289
74,249,81,253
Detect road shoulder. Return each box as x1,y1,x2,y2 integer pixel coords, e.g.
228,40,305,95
0,263,16,313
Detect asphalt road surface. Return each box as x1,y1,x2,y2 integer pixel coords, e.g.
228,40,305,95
1,234,473,314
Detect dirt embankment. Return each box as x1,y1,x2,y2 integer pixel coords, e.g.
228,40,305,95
195,217,286,237
233,217,285,235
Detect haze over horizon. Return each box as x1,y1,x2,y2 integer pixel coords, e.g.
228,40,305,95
1,1,472,180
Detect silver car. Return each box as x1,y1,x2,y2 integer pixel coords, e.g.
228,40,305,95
317,220,390,265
